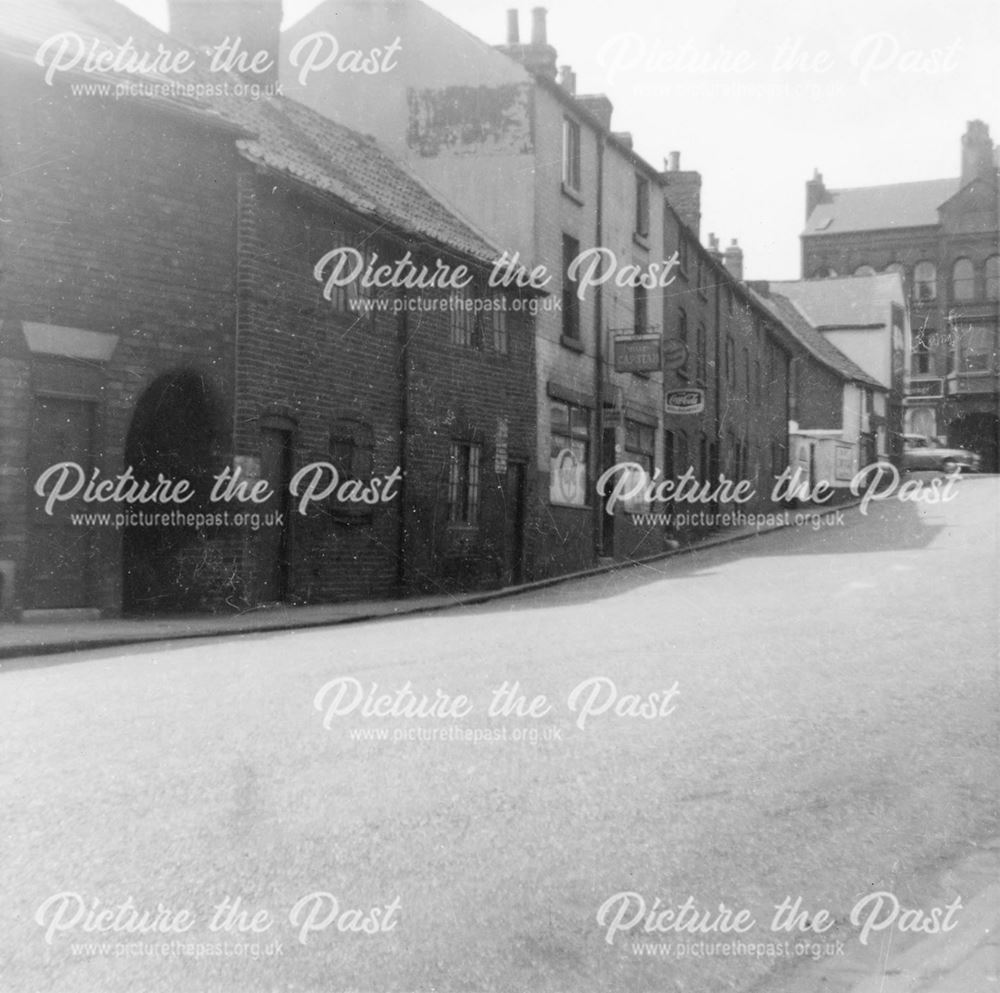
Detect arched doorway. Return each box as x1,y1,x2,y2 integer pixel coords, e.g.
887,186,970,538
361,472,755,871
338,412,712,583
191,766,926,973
122,369,222,614
950,412,1000,473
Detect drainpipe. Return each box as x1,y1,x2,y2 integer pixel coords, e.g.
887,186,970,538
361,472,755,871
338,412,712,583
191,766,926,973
593,134,606,561
396,294,409,591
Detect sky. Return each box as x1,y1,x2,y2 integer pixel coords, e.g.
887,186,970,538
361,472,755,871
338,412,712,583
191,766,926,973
122,0,999,280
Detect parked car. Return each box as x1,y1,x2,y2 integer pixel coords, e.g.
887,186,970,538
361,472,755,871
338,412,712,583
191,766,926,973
902,434,981,473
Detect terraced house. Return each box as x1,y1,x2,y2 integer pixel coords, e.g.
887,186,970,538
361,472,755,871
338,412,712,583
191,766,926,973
0,0,536,618
281,0,795,570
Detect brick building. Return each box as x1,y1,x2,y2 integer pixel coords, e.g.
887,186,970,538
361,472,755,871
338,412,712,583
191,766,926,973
802,121,1000,471
281,0,794,565
0,0,536,617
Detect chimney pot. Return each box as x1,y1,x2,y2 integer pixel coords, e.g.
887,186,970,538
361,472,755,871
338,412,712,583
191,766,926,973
506,8,519,45
558,64,576,94
668,150,680,171
531,6,547,45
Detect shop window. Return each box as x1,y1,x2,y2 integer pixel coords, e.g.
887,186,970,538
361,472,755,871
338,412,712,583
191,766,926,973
952,258,975,302
562,117,581,192
986,256,1000,300
550,399,589,506
959,325,995,374
914,261,937,302
448,442,481,525
562,234,581,340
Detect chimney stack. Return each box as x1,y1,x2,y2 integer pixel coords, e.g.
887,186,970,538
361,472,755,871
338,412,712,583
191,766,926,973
531,7,547,45
961,120,995,185
613,131,633,151
805,168,829,222
723,238,744,281
660,155,702,237
707,233,723,265
558,64,576,95
495,6,557,79
169,0,282,84
577,94,613,130
506,8,519,44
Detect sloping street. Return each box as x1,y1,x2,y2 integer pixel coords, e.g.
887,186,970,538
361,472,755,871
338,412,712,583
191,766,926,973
1,478,998,993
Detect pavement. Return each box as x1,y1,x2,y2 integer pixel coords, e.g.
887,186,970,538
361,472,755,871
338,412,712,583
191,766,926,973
764,837,1000,993
0,501,851,662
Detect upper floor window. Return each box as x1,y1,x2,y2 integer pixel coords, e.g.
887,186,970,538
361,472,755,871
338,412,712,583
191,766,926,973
449,285,481,348
677,231,689,273
677,308,688,379
491,296,509,354
634,283,648,333
987,256,1000,300
330,417,374,482
726,336,736,387
696,324,706,382
812,266,837,279
854,264,876,276
914,261,937,302
743,347,751,399
884,262,905,277
911,331,931,375
952,258,975,302
562,234,581,340
562,117,581,192
635,175,650,238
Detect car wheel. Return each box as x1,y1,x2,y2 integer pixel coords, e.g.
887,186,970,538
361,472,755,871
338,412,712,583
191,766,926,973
942,459,960,475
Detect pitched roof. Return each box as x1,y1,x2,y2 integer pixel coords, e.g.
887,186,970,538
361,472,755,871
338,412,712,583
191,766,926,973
751,290,883,389
803,178,960,235
1,0,500,264
767,274,902,330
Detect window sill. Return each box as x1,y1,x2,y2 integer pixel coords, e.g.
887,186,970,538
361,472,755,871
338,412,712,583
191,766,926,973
560,334,585,353
561,182,585,206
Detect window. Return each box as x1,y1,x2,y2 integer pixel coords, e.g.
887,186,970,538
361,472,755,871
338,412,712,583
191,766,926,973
754,359,761,403
663,429,675,480
726,336,736,387
449,285,481,348
696,324,706,383
635,175,650,238
911,331,931,375
330,417,375,478
448,442,481,525
329,417,375,517
884,262,905,278
952,258,975,302
812,266,837,279
958,324,995,374
677,308,688,379
986,256,1000,300
677,232,689,273
491,296,509,354
697,254,706,296
622,419,655,512
562,235,581,340
727,288,734,315
549,399,589,506
676,432,690,477
562,117,581,192
914,261,937,302
853,264,876,276
743,348,751,399
634,283,648,333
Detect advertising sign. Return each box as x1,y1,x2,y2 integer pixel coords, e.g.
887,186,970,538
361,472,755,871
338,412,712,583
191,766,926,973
664,387,705,414
613,333,661,372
